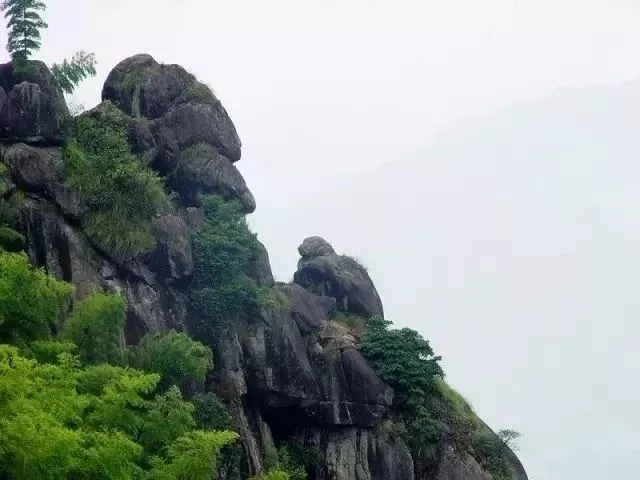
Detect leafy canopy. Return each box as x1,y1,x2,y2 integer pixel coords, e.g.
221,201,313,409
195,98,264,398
1,0,97,92
0,251,73,344
51,50,97,95
61,292,127,365
189,195,263,340
129,330,214,389
0,0,47,74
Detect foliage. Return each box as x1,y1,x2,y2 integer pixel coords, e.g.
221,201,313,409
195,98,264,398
361,316,443,410
188,81,217,105
332,313,368,338
252,471,292,480
62,292,126,365
258,286,289,310
129,330,213,389
138,386,196,453
189,195,263,340
51,51,97,95
65,107,171,256
0,226,24,251
0,251,73,343
23,339,77,364
434,378,479,431
472,430,512,480
0,345,239,480
0,0,47,75
147,430,239,480
192,392,234,431
361,316,444,470
497,429,522,451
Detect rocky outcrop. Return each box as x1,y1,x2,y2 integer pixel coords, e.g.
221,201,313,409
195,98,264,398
0,60,70,144
294,237,384,318
99,55,253,212
0,54,528,480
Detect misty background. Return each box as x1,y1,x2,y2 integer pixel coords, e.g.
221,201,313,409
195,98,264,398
5,1,639,478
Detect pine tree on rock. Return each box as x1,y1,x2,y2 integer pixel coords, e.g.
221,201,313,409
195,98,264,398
1,0,97,94
0,0,47,75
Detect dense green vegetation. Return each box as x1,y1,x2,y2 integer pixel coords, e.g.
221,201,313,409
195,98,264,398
361,316,520,478
189,195,279,342
64,103,171,256
0,249,241,480
1,0,96,92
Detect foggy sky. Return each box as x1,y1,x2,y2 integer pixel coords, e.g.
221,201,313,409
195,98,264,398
6,1,640,478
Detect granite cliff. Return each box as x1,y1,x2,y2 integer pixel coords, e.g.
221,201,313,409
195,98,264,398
0,54,528,480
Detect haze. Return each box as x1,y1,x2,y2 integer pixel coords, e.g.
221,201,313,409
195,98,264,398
9,1,640,478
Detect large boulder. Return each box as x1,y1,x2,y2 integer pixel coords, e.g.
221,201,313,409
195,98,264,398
100,54,252,211
167,141,255,212
0,60,70,144
3,143,85,219
294,237,384,318
101,54,241,161
299,428,415,480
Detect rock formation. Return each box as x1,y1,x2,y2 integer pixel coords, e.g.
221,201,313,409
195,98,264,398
0,55,528,480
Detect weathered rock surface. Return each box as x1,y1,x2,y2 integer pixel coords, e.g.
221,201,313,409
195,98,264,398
295,237,384,318
99,54,252,211
0,55,528,480
0,60,70,144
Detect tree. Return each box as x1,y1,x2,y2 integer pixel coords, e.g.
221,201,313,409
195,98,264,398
1,0,97,93
0,0,47,75
0,251,74,344
51,51,97,94
361,316,443,409
497,429,522,451
128,330,213,390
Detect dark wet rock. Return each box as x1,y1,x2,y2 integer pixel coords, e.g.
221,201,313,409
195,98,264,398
295,239,384,318
250,240,275,287
298,236,335,259
168,142,255,212
151,214,193,281
0,60,70,144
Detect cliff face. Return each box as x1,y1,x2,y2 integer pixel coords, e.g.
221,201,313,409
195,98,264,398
0,55,528,480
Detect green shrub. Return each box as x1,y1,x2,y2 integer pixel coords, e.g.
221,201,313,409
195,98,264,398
128,330,213,389
434,378,478,430
61,292,127,365
361,316,444,471
189,195,264,340
258,286,289,310
0,226,25,252
23,339,78,364
331,313,368,338
0,251,74,344
188,82,217,105
65,108,171,256
192,393,234,431
472,430,511,480
0,346,238,479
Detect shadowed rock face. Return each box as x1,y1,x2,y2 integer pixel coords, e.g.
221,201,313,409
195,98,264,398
294,236,384,318
0,54,527,480
0,60,70,144
100,54,253,212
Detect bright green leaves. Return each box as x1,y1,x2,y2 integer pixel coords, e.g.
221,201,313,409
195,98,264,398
129,330,213,390
62,292,127,365
51,51,97,95
65,108,171,256
0,251,73,344
361,316,443,409
147,430,239,480
361,316,444,469
189,195,272,340
0,0,47,75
